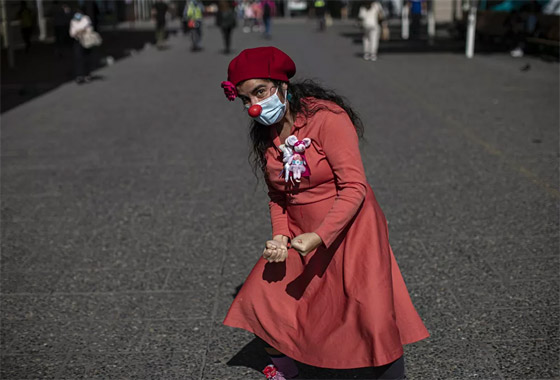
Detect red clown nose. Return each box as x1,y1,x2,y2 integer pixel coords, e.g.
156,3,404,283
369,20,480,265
248,104,262,118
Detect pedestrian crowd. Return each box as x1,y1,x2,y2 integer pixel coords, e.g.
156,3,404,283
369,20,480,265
9,0,462,86
10,1,554,94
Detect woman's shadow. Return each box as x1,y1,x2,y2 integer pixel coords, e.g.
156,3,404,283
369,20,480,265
227,337,381,379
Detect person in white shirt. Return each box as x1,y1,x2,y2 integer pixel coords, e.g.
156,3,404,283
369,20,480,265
358,1,385,61
69,7,94,83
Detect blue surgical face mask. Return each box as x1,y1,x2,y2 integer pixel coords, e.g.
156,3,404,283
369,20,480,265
247,87,287,126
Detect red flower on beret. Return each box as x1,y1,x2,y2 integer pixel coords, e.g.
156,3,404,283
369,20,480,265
221,81,237,101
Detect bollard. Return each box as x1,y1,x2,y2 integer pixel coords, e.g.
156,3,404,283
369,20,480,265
401,4,409,40
36,0,46,40
466,5,477,58
427,0,435,42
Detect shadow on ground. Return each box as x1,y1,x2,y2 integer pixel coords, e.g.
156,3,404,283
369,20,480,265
228,337,382,379
227,282,384,379
1,29,177,114
340,30,464,55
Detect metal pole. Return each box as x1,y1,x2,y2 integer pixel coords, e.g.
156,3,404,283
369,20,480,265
401,1,409,40
1,0,14,68
134,0,139,23
427,0,435,41
36,0,46,40
466,2,477,58
0,0,8,47
452,0,457,22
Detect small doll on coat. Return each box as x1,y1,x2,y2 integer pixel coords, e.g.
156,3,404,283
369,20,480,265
280,135,311,183
278,143,294,182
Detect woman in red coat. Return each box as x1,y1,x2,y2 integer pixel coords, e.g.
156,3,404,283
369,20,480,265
220,47,429,380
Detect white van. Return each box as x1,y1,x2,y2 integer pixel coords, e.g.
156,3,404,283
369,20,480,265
288,0,308,16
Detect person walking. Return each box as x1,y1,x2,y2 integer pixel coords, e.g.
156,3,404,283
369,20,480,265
17,1,34,53
241,0,255,33
184,0,204,51
240,0,257,33
85,1,100,31
53,1,72,58
509,0,543,58
251,0,263,32
220,47,429,380
151,0,169,49
314,0,327,31
216,0,237,54
359,0,385,61
261,0,275,39
409,0,423,39
69,7,95,84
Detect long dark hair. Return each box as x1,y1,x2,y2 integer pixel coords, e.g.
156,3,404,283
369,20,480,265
249,79,364,177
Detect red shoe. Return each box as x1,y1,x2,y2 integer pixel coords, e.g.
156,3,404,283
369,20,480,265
263,364,289,380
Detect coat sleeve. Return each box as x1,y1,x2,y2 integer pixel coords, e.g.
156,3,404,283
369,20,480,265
69,20,80,38
313,110,368,248
266,179,291,238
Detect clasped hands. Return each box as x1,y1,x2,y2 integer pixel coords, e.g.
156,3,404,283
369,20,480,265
262,233,323,263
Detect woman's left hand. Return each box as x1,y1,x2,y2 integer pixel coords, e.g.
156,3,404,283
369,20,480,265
291,232,323,256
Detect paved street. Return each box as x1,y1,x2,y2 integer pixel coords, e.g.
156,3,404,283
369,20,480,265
1,19,559,379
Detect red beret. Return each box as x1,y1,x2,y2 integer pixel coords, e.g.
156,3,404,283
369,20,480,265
227,47,296,86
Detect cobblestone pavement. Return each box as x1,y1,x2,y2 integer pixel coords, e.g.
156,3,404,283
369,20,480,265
1,19,558,380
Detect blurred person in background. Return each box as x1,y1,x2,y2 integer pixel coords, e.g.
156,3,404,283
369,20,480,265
383,0,395,18
85,1,100,31
216,0,237,54
314,0,327,31
508,0,543,57
17,1,34,53
53,1,72,58
151,0,169,49
261,0,276,39
242,0,255,32
340,0,349,20
252,0,264,32
184,0,204,51
69,6,94,84
359,0,385,61
408,0,423,39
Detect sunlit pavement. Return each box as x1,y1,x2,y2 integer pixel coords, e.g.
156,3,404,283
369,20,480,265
1,19,558,379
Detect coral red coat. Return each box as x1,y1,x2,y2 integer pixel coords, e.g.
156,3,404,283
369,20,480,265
223,98,429,368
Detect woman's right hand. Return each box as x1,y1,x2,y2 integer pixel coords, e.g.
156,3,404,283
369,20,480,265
262,235,289,263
